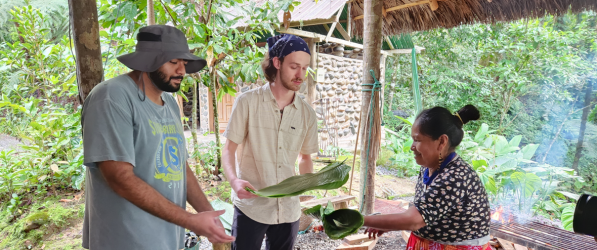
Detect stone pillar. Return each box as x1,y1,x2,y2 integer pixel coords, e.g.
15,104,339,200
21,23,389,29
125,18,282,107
199,83,210,134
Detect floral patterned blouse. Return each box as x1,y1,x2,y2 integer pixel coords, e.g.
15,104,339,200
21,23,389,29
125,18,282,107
413,155,491,243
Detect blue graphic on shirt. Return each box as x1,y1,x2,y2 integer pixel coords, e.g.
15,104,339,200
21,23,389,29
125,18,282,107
149,119,185,183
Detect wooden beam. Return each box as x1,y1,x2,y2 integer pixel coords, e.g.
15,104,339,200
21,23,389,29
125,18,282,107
347,2,352,39
68,0,103,103
496,238,516,250
326,22,338,41
336,23,351,41
306,38,317,109
354,0,431,20
326,4,345,42
385,46,425,54
287,16,337,28
385,37,395,50
278,27,388,55
323,24,330,32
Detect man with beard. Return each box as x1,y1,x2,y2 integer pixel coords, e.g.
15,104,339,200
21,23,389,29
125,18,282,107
222,34,318,250
81,25,235,249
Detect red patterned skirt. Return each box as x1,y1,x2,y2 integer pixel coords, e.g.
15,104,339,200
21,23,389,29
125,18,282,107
406,233,491,250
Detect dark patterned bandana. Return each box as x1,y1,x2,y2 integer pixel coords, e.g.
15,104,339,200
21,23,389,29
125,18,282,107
267,34,311,59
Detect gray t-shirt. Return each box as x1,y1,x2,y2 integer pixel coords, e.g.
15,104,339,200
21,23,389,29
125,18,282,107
81,74,188,250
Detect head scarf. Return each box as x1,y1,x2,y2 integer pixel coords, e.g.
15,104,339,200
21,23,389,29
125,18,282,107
267,34,311,59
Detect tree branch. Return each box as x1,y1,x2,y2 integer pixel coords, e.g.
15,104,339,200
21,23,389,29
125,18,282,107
159,0,178,25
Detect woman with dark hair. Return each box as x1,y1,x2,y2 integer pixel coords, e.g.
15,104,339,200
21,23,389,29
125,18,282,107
362,105,492,250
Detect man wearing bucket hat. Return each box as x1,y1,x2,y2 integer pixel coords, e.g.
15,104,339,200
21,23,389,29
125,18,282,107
81,25,235,249
221,34,318,250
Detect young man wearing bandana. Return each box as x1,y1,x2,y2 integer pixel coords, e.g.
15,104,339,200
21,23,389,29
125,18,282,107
81,25,234,249
222,34,319,250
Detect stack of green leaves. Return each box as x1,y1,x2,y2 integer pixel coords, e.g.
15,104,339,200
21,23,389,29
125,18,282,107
245,161,350,198
303,201,364,239
210,199,234,235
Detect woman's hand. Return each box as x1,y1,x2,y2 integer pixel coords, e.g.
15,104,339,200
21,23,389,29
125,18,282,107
364,227,386,239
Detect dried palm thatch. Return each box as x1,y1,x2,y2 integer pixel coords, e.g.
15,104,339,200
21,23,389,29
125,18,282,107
349,0,597,38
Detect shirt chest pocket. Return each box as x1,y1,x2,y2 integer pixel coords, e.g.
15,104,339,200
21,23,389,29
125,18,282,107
282,127,305,152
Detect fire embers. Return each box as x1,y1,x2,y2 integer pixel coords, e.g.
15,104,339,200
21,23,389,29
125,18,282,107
491,206,514,224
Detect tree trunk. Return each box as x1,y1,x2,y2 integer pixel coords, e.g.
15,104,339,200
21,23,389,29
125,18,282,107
307,38,317,109
358,0,383,215
68,0,103,103
210,67,221,176
572,79,594,172
147,0,155,25
192,74,200,173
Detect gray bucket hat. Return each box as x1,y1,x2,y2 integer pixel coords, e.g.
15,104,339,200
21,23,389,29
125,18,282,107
117,25,207,74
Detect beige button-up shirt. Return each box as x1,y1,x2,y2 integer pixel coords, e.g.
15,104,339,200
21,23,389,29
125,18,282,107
223,83,318,224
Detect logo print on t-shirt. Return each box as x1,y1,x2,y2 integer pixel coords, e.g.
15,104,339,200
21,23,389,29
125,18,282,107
150,119,184,183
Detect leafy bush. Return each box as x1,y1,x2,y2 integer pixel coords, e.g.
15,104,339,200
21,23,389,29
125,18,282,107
0,6,83,210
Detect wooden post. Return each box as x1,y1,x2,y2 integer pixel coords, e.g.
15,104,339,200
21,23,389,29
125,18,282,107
358,0,384,215
307,38,317,109
147,0,155,25
68,0,103,103
191,74,200,170
380,54,387,120
347,3,352,39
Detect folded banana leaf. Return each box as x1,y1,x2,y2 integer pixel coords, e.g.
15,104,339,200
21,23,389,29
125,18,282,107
245,161,350,198
303,201,364,239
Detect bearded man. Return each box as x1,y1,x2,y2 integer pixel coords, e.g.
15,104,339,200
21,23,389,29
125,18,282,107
81,25,234,249
222,34,319,250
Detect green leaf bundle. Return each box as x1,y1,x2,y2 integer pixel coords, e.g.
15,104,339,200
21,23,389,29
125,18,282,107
245,161,350,198
303,201,364,239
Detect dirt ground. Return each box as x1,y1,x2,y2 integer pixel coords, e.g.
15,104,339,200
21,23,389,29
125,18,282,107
0,134,22,152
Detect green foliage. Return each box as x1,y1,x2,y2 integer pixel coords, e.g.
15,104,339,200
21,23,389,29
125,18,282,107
385,116,418,177
247,161,350,198
0,198,84,249
205,181,232,202
192,140,220,177
0,5,83,207
0,0,69,43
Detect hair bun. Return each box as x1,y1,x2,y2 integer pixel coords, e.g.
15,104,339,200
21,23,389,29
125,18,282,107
456,105,480,125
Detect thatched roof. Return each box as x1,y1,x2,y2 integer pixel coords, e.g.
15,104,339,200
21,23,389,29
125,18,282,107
349,0,597,38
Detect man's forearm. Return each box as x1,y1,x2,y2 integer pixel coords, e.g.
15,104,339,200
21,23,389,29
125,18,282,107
298,154,313,174
186,164,214,212
222,147,238,182
108,172,193,229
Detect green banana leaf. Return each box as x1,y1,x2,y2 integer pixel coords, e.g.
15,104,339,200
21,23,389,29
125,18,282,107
302,201,364,239
245,161,350,198
210,199,234,234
